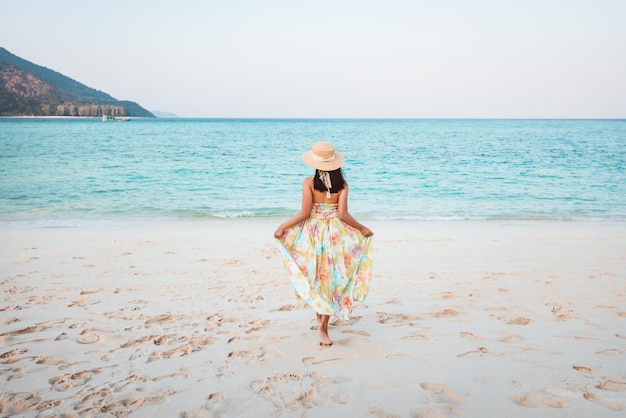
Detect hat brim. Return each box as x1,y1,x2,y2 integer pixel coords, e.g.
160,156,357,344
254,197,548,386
301,151,344,171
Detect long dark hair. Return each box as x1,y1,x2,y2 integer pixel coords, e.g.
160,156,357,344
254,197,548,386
313,168,346,194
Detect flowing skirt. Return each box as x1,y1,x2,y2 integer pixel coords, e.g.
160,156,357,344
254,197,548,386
276,203,373,322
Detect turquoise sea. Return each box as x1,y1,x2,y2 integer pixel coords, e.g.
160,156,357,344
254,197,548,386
1,118,625,226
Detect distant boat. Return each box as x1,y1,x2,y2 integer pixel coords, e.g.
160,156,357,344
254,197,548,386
102,115,130,122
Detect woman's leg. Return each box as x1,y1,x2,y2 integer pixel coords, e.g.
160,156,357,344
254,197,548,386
318,314,333,346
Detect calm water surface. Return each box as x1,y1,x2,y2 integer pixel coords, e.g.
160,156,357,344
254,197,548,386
1,118,625,226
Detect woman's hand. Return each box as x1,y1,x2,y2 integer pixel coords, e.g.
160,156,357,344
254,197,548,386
360,226,374,237
274,228,286,239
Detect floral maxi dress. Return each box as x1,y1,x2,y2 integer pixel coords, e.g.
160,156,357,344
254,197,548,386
276,203,373,322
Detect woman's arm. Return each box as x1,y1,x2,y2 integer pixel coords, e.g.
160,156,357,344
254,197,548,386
337,184,373,236
274,178,314,239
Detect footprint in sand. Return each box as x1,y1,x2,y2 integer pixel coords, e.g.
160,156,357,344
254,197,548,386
67,299,92,308
77,328,111,344
6,367,26,381
336,336,366,346
400,330,431,340
153,371,189,381
432,309,459,318
595,348,623,355
550,306,581,321
260,343,288,358
596,380,626,392
55,332,69,341
228,350,264,359
572,335,602,341
6,286,20,294
244,319,270,334
36,356,65,366
1,347,28,359
415,405,462,418
120,390,175,408
249,379,274,395
49,369,97,392
74,388,115,410
209,392,225,400
145,313,176,325
0,392,58,415
0,318,20,326
27,295,52,305
268,372,302,382
252,372,333,411
506,317,533,325
511,391,570,408
296,388,316,409
342,329,370,337
35,399,63,412
148,343,202,362
376,311,419,325
457,347,493,358
128,348,146,361
216,364,234,379
0,305,23,312
122,334,158,348
420,382,466,404
80,288,103,295
499,334,522,343
1,325,41,336
583,391,624,411
185,336,217,346
110,373,149,392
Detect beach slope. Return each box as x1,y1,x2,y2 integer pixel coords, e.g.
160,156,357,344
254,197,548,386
1,220,625,417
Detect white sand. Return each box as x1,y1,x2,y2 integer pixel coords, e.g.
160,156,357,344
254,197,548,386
1,220,625,417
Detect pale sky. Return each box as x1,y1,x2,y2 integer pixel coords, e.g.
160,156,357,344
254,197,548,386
2,0,625,118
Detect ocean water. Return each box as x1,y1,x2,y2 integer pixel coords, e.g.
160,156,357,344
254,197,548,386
1,118,625,226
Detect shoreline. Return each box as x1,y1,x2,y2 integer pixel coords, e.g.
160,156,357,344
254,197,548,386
1,220,625,416
2,217,625,229
2,116,626,120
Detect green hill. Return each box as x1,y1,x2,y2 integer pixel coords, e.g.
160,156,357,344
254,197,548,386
0,47,154,117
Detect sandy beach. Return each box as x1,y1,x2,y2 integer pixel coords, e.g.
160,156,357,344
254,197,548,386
1,220,625,417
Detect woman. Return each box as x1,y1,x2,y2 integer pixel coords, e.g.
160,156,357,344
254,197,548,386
274,141,373,347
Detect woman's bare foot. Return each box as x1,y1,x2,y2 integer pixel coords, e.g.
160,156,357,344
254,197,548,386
317,314,333,346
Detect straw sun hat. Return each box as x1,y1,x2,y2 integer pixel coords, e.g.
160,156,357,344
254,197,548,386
301,141,344,171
